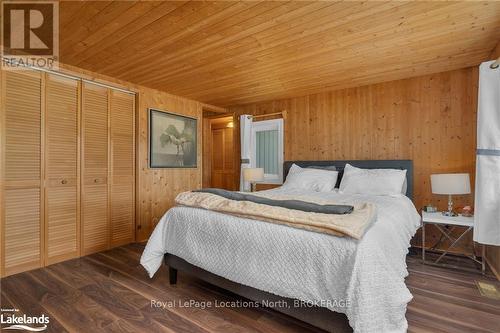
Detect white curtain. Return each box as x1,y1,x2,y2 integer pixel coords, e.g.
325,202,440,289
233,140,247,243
239,115,253,191
474,60,500,246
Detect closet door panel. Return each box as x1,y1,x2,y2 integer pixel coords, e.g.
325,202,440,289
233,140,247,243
82,83,108,255
4,189,41,273
82,184,108,253
45,74,79,263
110,91,135,247
3,70,42,275
4,71,41,182
46,187,77,260
83,86,108,179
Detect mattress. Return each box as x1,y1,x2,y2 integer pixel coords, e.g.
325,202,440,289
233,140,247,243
141,188,421,333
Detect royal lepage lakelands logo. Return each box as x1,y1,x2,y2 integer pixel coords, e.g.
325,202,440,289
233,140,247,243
1,1,59,70
1,308,49,331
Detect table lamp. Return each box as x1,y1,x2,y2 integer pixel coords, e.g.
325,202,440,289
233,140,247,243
430,173,471,216
243,168,264,192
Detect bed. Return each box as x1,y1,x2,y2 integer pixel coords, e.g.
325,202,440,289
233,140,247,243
141,160,420,333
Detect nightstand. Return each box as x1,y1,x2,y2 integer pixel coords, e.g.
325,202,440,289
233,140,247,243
421,211,485,274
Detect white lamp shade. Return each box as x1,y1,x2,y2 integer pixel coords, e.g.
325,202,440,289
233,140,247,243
243,168,264,182
431,173,471,195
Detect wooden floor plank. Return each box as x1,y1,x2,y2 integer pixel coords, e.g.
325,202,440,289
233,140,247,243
28,269,116,332
1,243,499,333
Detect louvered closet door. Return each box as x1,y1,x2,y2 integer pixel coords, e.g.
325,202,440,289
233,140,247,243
82,83,109,255
110,91,135,247
2,70,43,276
45,74,79,264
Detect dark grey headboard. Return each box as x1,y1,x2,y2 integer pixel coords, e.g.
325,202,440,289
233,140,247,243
283,160,413,200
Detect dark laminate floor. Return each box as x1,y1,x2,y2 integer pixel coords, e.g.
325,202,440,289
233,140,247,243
1,244,499,333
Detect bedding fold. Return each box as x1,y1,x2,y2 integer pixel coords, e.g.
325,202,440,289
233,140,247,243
175,189,376,239
195,188,354,213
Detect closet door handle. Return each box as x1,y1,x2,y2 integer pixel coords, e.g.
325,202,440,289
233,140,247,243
61,179,68,184
94,178,99,183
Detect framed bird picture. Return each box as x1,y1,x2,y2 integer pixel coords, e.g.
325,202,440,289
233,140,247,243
148,109,197,168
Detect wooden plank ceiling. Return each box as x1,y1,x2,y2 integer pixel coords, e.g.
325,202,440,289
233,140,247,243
59,1,500,106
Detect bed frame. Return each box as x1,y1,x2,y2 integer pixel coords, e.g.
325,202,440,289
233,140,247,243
166,159,413,333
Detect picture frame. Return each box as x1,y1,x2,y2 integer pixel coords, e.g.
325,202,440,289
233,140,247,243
148,108,197,168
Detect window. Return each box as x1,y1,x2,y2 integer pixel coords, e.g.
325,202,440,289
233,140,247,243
251,118,284,184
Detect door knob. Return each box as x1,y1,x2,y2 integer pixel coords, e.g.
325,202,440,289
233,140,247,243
61,179,68,184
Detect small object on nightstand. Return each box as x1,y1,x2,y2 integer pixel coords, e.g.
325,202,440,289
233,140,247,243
430,173,471,216
423,205,437,213
462,205,474,217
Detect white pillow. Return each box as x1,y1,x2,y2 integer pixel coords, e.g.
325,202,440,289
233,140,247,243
339,164,407,196
288,163,303,175
282,168,339,192
402,178,408,195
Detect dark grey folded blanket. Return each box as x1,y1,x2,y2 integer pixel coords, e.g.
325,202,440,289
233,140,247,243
194,188,354,215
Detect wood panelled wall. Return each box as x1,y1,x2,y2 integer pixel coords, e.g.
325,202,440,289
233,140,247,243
229,67,479,254
135,88,203,242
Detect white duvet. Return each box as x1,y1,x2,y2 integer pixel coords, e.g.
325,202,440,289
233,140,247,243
141,188,420,333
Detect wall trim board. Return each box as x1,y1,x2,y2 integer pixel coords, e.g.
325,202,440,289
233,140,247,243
201,103,227,114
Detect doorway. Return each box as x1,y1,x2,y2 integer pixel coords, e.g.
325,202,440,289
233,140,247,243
202,112,238,190
210,116,236,189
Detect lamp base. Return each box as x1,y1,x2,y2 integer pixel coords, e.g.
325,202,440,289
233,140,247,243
441,211,458,217
441,194,457,216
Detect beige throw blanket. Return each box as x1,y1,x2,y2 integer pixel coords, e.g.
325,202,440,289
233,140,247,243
175,191,376,239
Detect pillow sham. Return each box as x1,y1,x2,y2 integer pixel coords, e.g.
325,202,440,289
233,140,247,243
339,164,407,196
282,167,339,192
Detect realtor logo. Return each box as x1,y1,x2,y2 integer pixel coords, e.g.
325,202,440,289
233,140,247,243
1,308,49,331
1,1,59,70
